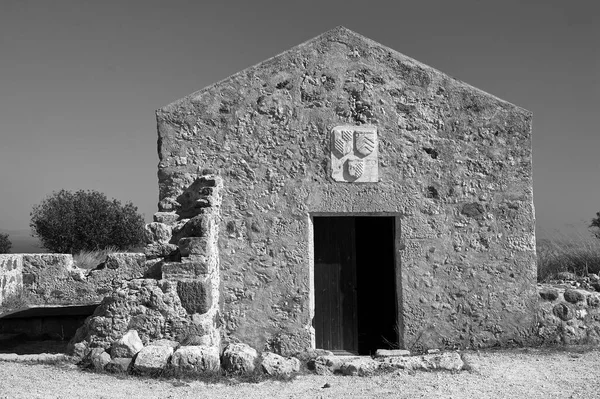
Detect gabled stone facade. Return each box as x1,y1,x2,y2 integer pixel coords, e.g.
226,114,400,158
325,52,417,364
154,26,536,353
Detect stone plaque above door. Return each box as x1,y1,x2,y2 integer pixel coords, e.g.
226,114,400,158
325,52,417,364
330,125,378,182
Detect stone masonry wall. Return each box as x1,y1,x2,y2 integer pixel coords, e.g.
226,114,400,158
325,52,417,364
154,27,536,353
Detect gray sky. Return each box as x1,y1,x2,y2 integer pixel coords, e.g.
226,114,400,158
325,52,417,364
0,0,598,251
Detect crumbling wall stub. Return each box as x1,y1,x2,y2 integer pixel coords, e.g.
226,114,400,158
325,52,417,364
155,27,536,353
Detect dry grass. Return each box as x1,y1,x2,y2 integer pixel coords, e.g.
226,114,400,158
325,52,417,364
73,246,119,270
537,230,600,282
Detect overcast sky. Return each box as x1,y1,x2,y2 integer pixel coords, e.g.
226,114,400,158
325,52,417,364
0,0,598,251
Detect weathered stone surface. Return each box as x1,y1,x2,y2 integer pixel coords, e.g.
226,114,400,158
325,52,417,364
144,244,178,259
110,329,143,358
105,357,132,373
178,237,209,257
144,222,172,244
539,288,559,301
161,260,208,280
564,289,585,304
68,279,191,352
149,339,180,349
375,349,411,357
153,212,180,225
221,343,259,373
90,348,111,371
260,352,300,376
0,255,23,307
553,303,574,321
176,279,212,315
378,352,464,371
170,345,219,372
340,357,379,376
134,345,173,373
156,27,536,352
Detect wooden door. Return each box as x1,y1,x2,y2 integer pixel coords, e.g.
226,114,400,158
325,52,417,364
313,217,358,354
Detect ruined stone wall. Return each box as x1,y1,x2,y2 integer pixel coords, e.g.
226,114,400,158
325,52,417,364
0,253,150,308
154,27,536,352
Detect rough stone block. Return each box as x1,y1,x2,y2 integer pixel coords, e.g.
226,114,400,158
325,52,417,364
181,214,212,238
144,243,178,259
340,357,379,376
161,261,208,280
90,348,111,371
539,288,559,301
134,345,174,373
177,279,212,314
144,222,173,244
171,345,220,372
222,343,259,373
375,349,411,357
564,289,585,304
260,352,300,376
105,357,132,373
178,237,209,257
153,212,179,225
110,329,144,358
104,253,145,273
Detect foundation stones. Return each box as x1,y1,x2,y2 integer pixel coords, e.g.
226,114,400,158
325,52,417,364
134,345,174,373
110,330,143,358
170,345,220,372
221,343,259,373
260,352,301,376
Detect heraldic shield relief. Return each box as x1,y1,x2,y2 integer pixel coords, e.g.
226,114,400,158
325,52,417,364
330,125,378,182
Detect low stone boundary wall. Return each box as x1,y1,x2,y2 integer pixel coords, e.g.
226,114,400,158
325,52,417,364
0,253,150,308
537,282,600,345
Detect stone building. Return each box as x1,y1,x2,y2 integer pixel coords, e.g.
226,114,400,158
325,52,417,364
153,27,536,355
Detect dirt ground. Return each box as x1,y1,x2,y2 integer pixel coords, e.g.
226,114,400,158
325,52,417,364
0,347,596,399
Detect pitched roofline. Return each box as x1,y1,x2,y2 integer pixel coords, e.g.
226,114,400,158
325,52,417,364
159,26,530,114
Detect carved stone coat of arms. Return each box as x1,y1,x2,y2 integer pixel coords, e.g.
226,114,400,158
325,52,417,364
330,125,378,182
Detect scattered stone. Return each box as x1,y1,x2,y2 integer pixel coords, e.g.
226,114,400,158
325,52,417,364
313,355,347,375
261,352,300,376
134,345,174,373
222,343,259,373
427,349,440,354
110,330,144,358
539,288,559,301
378,352,464,371
564,289,585,304
105,357,132,373
171,345,220,372
375,349,411,357
90,348,111,371
340,357,379,376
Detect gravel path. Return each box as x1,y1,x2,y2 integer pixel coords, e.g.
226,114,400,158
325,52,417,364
0,348,596,398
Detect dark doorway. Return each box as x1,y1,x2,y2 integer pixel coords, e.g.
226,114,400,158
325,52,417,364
313,216,398,355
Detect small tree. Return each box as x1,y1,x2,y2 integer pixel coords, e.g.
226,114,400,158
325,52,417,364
591,212,600,238
0,233,11,254
30,189,145,254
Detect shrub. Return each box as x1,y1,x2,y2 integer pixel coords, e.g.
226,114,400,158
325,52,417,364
73,246,119,270
0,232,11,254
30,190,145,254
537,231,600,282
